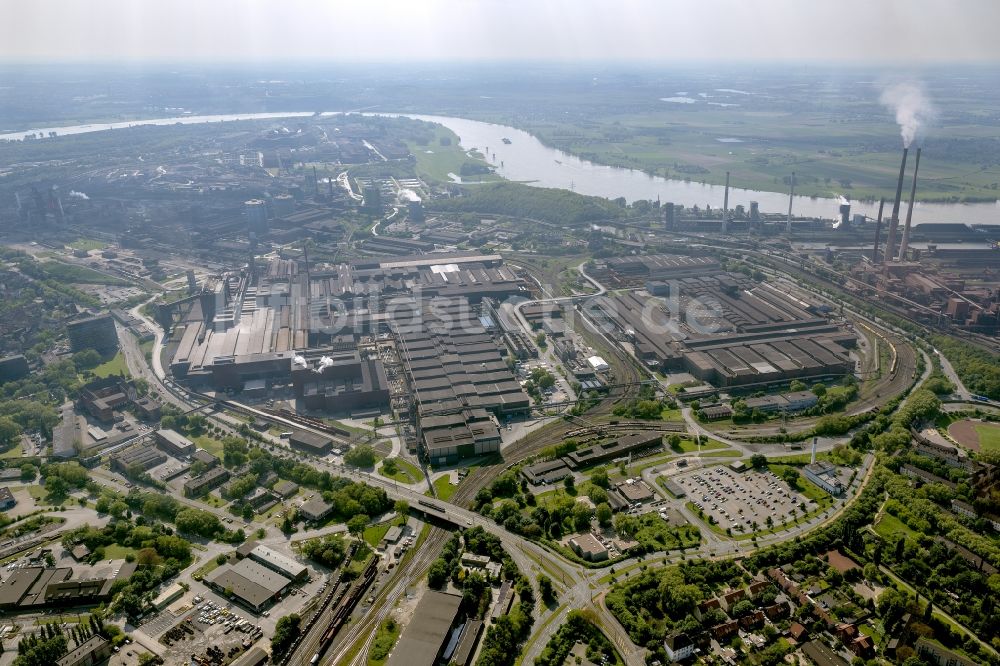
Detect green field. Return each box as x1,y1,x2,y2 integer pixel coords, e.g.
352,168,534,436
368,617,402,666
192,435,226,458
513,107,1000,203
101,544,137,559
974,423,1000,452
873,512,918,540
91,351,129,378
40,261,129,285
660,408,683,421
378,458,424,484
193,555,225,581
363,522,392,548
68,238,106,251
431,475,457,501
406,124,500,184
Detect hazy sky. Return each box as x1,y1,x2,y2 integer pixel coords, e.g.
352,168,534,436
4,0,1000,64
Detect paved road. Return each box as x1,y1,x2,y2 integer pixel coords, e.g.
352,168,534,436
934,348,972,400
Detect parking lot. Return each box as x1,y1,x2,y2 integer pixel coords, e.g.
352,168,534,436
675,465,809,534
150,596,266,665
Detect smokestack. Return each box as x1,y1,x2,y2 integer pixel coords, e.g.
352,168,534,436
839,204,851,228
786,172,795,234
722,171,730,234
871,198,885,262
885,148,909,264
811,437,817,465
898,147,921,261
312,166,319,195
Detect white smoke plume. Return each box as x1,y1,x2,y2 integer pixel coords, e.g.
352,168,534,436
68,190,89,200
879,81,936,148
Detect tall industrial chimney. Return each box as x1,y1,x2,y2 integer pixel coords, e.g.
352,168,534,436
786,172,795,234
897,147,921,261
722,171,730,234
884,148,909,264
839,203,851,228
811,437,817,465
871,198,885,262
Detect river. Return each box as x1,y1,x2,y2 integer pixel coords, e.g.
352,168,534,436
3,111,999,226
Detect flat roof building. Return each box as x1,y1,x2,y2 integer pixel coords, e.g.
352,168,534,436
183,466,230,497
0,355,30,384
289,430,333,455
111,445,167,473
299,497,334,522
155,429,195,457
564,432,663,469
386,591,463,666
57,636,111,666
273,479,299,497
521,459,571,486
66,314,117,355
205,558,292,612
803,461,844,496
248,544,308,581
569,533,609,562
0,487,16,511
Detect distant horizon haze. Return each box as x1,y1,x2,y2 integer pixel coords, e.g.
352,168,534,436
2,0,1000,64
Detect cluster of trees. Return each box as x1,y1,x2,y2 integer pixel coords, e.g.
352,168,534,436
475,577,534,666
875,472,1000,644
63,521,192,569
174,508,225,540
0,247,101,358
300,534,347,568
932,335,1000,400
473,467,695,556
343,444,376,469
221,472,258,500
605,559,743,646
13,625,67,666
270,614,301,660
474,471,593,539
612,398,665,420
0,398,59,439
533,610,616,666
432,181,625,227
523,367,556,403
39,461,90,503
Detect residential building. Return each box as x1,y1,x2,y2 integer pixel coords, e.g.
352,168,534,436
0,355,30,384
664,633,695,661
299,497,334,522
66,314,117,355
57,636,111,666
183,466,230,497
0,487,15,510
951,499,976,519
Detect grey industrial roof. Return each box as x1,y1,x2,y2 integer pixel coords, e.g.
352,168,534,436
206,559,291,608
231,558,292,594
386,591,463,666
250,545,307,579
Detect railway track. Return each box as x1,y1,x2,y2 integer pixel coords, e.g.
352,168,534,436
328,527,451,666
